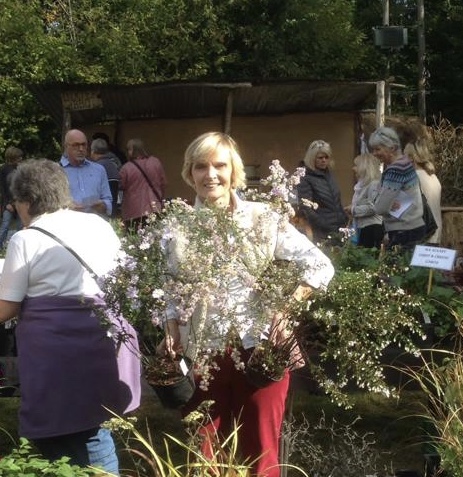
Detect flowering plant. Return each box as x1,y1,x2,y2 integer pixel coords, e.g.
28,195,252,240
242,159,306,220
298,243,425,407
100,160,426,407
99,161,308,391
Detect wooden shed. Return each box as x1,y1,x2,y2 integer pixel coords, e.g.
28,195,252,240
28,80,381,203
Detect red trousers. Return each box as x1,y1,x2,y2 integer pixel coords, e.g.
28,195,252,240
183,350,290,477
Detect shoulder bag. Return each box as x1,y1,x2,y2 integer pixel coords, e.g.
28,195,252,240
131,160,164,206
28,226,97,279
420,191,438,240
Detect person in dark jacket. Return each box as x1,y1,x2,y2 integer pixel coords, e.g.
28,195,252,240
296,140,348,244
90,138,121,217
0,146,23,249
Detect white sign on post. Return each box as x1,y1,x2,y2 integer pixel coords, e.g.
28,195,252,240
410,245,457,271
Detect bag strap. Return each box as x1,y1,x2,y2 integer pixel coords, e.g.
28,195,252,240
28,226,98,279
131,160,163,205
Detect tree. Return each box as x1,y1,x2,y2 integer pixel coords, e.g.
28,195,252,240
1,0,463,154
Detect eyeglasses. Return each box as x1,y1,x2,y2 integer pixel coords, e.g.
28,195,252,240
67,142,87,149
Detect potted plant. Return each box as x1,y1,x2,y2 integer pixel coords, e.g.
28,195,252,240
144,354,195,409
99,162,309,398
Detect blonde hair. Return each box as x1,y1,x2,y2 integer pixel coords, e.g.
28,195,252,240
182,132,246,190
303,140,334,170
353,153,381,184
404,140,435,175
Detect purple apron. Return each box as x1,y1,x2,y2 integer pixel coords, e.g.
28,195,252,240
16,295,141,439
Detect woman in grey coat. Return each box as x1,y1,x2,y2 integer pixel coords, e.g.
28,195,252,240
297,140,348,244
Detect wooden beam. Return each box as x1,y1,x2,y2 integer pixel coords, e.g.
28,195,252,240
376,81,385,128
224,89,234,135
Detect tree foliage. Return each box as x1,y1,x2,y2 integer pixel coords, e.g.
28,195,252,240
0,0,462,154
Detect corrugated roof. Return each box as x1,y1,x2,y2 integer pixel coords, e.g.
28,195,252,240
27,80,378,127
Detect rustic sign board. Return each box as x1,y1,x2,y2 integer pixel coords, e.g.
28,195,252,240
61,90,103,111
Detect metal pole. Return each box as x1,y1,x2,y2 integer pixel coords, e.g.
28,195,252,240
382,0,392,116
382,0,389,26
417,0,427,124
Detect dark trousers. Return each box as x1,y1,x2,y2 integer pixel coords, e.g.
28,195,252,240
0,325,16,356
358,223,385,248
387,225,426,251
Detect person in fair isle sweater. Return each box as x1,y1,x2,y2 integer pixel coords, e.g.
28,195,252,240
370,126,425,250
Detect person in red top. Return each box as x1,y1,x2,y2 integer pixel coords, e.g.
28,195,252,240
119,138,167,231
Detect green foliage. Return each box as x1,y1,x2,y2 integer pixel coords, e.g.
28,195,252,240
2,0,463,152
330,243,462,338
103,407,308,477
295,242,463,407
0,438,102,476
403,318,463,476
301,253,424,406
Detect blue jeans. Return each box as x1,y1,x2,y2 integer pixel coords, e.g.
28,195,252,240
33,427,119,475
0,209,21,249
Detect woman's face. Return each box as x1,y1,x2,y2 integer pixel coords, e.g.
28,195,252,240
191,147,233,208
371,144,395,165
314,151,330,171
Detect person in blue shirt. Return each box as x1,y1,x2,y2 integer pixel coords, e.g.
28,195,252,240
60,129,112,216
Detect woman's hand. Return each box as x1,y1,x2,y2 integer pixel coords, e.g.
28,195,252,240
269,311,289,346
156,320,182,358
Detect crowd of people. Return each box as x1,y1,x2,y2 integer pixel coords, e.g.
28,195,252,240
0,125,443,475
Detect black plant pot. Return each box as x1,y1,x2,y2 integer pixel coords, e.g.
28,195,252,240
151,373,195,409
146,355,196,409
245,365,284,389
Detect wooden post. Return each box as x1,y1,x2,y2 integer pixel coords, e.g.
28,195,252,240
224,89,234,135
376,81,386,128
62,109,72,145
427,269,434,295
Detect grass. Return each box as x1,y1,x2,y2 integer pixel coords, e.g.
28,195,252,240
0,382,429,476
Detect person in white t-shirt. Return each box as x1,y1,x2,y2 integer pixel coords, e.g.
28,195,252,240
0,158,140,475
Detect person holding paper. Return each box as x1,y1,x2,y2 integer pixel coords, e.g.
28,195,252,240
369,126,425,250
344,153,384,248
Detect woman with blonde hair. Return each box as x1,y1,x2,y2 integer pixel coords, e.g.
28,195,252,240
296,139,348,244
404,139,442,244
162,131,334,477
345,153,384,248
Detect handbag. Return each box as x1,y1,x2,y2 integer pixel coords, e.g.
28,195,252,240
131,159,164,206
421,192,438,240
